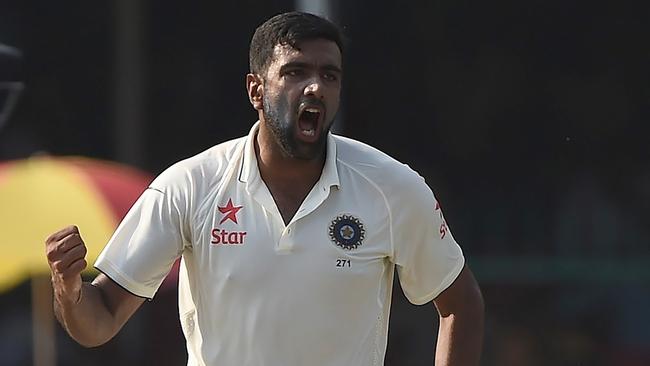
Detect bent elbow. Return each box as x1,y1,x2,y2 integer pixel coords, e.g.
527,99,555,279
71,333,113,349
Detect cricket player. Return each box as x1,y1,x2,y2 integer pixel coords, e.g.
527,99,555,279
46,11,484,365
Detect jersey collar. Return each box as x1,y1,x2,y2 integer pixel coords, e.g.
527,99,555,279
238,121,340,192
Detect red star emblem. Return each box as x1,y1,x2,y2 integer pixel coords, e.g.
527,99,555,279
218,198,243,225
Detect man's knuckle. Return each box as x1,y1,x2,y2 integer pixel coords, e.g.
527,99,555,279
50,243,63,255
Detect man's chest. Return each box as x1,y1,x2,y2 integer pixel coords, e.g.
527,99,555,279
188,185,393,291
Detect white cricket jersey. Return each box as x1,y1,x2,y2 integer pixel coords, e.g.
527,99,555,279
95,122,465,366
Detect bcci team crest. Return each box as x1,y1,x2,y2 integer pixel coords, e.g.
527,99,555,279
329,214,365,250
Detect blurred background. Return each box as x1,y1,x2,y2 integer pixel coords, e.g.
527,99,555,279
1,0,649,365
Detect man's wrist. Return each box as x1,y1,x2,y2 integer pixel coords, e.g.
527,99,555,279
52,277,82,306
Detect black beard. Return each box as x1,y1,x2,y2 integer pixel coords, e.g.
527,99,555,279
262,94,329,160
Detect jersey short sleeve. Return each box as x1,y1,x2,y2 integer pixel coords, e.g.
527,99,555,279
390,173,465,305
94,165,190,299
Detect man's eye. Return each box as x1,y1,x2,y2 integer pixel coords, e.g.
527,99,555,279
286,70,303,77
323,73,338,82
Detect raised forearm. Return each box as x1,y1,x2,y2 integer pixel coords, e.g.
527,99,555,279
54,281,121,348
47,226,144,347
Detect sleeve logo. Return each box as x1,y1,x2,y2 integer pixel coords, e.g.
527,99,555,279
435,200,448,239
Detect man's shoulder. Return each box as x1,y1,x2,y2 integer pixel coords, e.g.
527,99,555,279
333,134,423,186
333,135,436,211
151,135,246,190
180,136,246,169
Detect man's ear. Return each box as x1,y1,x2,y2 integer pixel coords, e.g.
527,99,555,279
246,73,264,111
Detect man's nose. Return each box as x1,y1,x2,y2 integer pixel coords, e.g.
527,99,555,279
303,78,324,99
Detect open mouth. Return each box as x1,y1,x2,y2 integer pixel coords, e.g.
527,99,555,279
297,104,323,139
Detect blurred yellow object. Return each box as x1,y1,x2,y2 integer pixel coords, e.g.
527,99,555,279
0,156,152,292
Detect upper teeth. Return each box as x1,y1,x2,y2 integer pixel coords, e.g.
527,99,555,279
305,108,319,113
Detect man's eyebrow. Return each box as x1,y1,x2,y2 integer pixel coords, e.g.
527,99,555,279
321,64,343,74
279,61,310,71
279,61,342,74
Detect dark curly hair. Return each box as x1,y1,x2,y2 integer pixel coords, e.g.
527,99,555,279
249,11,344,75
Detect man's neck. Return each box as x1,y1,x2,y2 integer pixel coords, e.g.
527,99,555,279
254,124,326,224
254,124,325,186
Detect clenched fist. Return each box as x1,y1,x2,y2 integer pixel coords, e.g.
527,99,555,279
45,225,88,305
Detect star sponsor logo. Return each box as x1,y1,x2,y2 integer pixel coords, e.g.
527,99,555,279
329,214,365,250
211,228,247,245
218,198,243,224
212,198,247,245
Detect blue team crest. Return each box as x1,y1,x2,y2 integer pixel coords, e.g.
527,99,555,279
329,214,365,250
